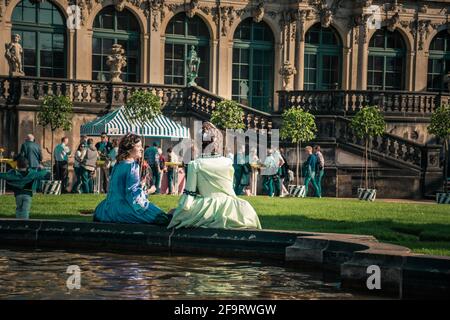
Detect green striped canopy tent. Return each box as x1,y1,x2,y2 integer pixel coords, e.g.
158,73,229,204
80,106,190,139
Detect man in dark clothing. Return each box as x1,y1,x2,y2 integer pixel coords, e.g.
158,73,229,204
144,142,160,194
17,134,42,169
95,133,113,193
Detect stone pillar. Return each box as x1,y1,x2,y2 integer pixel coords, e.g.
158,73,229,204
405,51,415,91
0,22,12,76
294,15,306,90
142,33,149,83
356,26,369,90
273,42,283,112
216,37,233,99
75,29,93,80
210,39,219,94
342,46,351,90
67,29,75,79
414,50,428,91
150,32,163,84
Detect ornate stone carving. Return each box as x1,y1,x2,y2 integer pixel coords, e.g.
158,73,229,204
186,0,198,18
296,9,311,42
386,12,400,32
106,44,127,83
253,1,265,23
416,20,432,51
320,8,332,28
5,34,25,77
310,0,344,29
114,0,126,12
358,0,373,8
279,61,297,90
419,4,428,14
211,6,236,37
352,13,372,44
150,0,165,31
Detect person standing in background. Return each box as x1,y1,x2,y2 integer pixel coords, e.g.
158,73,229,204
248,148,259,196
95,133,113,193
157,147,165,193
272,148,284,197
108,139,119,174
262,149,280,197
279,148,290,197
80,139,97,194
54,137,71,193
17,134,42,169
303,146,321,197
166,147,178,195
71,143,86,194
314,145,325,197
144,143,160,194
233,145,248,196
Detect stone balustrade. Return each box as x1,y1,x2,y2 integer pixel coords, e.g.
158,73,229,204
278,90,450,116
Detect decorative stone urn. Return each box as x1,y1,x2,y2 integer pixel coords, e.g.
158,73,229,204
4,34,25,77
106,44,127,83
279,61,297,90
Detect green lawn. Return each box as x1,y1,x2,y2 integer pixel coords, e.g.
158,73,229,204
0,194,449,256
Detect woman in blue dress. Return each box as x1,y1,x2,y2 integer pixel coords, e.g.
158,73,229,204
94,133,170,225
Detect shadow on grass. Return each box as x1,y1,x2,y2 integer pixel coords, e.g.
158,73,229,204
258,214,450,254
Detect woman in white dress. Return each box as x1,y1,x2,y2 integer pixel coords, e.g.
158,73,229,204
168,122,261,230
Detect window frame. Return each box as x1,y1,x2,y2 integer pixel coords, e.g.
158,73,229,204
304,24,342,90
11,0,66,78
367,29,406,91
92,6,141,83
164,13,210,89
232,19,275,112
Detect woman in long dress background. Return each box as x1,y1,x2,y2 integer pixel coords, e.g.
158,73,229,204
94,133,170,225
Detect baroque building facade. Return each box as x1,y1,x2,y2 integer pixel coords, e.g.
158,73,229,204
1,0,450,198
1,0,450,108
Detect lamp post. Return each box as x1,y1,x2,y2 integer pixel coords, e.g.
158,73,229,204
186,45,201,87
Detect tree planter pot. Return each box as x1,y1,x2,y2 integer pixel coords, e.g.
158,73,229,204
436,193,450,204
288,185,306,198
357,188,376,201
41,180,62,195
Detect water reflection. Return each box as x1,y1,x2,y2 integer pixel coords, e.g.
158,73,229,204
0,248,372,300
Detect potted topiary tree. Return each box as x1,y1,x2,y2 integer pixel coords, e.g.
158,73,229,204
210,99,246,152
280,107,317,197
428,105,450,204
37,94,73,195
124,90,162,127
350,106,385,201
124,90,162,177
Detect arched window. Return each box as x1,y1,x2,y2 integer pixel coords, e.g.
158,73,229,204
12,0,66,78
427,30,450,92
304,24,342,90
92,6,140,82
367,29,406,90
164,13,210,89
232,19,274,112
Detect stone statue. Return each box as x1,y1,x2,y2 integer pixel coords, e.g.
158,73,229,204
187,0,199,18
279,61,297,90
386,12,400,32
5,34,25,77
106,44,127,83
321,9,333,28
253,2,265,23
187,45,200,87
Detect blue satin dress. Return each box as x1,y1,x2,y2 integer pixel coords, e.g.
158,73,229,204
94,160,169,225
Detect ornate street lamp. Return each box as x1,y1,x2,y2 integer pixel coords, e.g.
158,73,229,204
186,45,201,87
